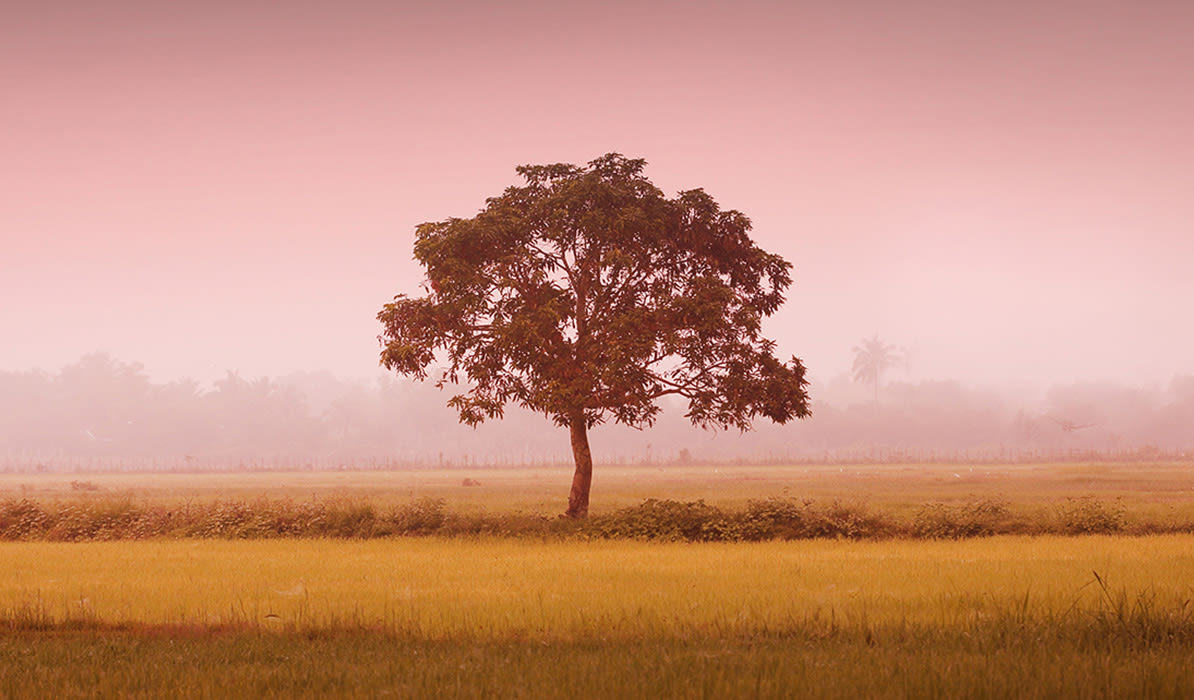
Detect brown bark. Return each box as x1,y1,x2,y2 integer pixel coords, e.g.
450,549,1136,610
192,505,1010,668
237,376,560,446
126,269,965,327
564,409,593,518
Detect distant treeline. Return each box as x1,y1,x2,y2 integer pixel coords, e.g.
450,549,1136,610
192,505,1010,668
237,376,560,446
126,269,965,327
2,353,1192,471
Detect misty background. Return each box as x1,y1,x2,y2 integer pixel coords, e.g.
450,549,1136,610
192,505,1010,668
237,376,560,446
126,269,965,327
2,0,1192,468
2,352,1191,472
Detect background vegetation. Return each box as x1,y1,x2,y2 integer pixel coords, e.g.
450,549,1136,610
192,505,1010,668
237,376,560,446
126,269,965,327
3,353,1194,470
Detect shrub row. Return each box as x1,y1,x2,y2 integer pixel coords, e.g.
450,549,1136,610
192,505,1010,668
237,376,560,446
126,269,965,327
0,497,453,541
0,496,1187,542
591,496,1169,541
589,498,896,541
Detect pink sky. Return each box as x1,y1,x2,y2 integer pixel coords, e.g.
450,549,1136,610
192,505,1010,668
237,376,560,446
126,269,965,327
3,0,1192,392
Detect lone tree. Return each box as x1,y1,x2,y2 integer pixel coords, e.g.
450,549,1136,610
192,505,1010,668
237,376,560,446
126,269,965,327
851,334,903,403
378,154,810,517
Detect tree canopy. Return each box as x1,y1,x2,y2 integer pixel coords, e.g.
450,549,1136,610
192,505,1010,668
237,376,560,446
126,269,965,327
378,154,810,515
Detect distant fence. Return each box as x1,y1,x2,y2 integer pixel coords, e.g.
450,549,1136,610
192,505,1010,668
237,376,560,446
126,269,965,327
2,446,1190,474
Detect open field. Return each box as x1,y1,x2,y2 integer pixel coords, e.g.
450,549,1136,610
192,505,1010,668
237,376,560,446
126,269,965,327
4,460,1194,517
4,463,1194,697
3,536,1194,697
6,536,1194,634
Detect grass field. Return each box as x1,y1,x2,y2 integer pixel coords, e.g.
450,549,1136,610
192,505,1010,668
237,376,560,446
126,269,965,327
4,460,1194,516
3,462,1194,697
5,536,1194,634
4,536,1194,698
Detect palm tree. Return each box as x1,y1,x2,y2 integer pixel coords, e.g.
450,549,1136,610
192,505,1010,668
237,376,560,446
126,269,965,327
851,335,902,403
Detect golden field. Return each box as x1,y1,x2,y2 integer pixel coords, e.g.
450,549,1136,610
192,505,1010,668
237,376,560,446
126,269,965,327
3,535,1193,636
3,462,1194,698
3,460,1194,517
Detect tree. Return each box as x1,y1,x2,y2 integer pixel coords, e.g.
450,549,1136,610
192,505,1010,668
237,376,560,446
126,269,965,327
851,335,902,403
377,154,811,517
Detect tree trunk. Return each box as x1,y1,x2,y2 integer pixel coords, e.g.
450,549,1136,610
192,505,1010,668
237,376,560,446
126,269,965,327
565,409,593,518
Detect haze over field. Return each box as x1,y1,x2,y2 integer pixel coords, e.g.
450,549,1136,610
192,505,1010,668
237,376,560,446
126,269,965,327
3,352,1192,467
3,1,1192,401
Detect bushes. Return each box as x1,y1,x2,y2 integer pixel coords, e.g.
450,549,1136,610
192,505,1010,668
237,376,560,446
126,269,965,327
737,498,895,540
0,500,50,540
586,498,896,542
0,498,441,541
912,498,1014,539
590,499,738,541
0,495,1179,542
1055,496,1126,535
396,497,448,533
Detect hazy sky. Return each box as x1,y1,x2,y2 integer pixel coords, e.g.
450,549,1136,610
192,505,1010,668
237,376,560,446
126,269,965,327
3,0,1191,391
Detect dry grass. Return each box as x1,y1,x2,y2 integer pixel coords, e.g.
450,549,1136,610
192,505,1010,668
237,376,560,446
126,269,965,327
4,462,1194,697
4,536,1194,698
2,461,1193,517
3,536,1193,636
